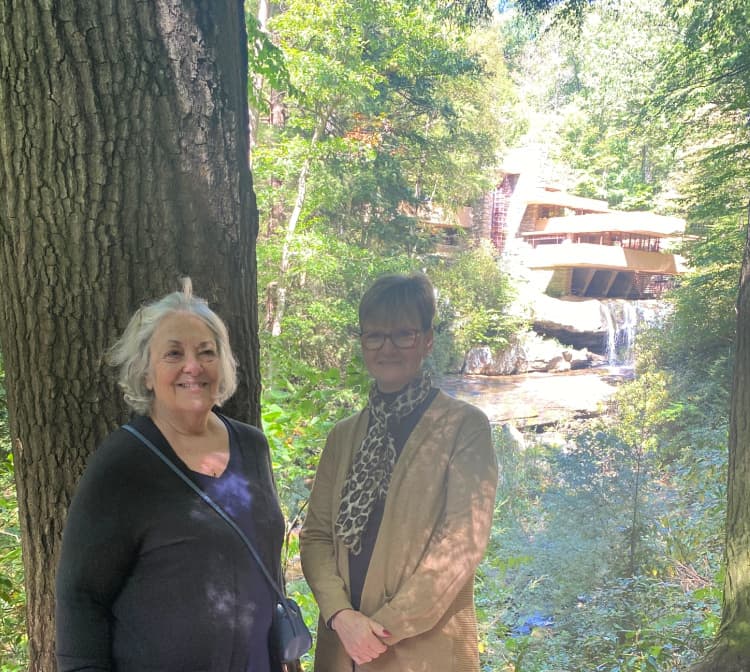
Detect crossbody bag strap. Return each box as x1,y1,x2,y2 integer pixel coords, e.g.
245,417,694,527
122,423,287,604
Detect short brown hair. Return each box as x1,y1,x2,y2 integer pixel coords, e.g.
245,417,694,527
359,273,435,332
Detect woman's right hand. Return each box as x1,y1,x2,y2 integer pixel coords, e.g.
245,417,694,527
331,609,390,665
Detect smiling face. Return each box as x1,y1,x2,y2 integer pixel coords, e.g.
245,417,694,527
145,312,221,422
361,315,433,393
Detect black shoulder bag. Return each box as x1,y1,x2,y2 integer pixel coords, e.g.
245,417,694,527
123,424,313,665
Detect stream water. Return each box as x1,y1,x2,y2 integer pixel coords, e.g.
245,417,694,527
439,366,632,427
449,299,657,426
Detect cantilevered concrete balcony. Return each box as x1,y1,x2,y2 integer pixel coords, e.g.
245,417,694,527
524,242,685,275
523,243,686,299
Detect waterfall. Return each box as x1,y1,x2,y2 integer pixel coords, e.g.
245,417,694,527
616,302,638,365
602,303,617,365
601,301,639,366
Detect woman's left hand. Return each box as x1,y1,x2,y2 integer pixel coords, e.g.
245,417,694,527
331,608,390,665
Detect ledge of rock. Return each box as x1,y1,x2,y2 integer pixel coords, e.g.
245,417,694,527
462,331,604,376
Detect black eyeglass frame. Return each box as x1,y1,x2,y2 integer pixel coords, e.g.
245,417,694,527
359,328,422,351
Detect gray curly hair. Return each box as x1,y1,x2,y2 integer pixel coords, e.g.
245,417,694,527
106,278,238,414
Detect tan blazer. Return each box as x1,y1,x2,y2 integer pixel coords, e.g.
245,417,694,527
300,391,498,672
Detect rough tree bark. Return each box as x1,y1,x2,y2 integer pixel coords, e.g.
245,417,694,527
0,2,260,670
691,215,750,672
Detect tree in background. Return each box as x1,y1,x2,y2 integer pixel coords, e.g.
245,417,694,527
507,0,750,668
251,0,521,352
502,0,744,387
0,2,259,669
431,241,525,371
648,0,749,408
646,5,750,663
661,3,750,666
694,214,750,672
499,0,680,209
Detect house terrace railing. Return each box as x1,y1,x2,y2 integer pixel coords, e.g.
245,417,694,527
525,233,663,252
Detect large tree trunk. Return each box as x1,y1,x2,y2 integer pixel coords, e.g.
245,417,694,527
691,219,750,672
0,2,260,670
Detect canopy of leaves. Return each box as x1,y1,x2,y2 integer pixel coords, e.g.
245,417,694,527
430,241,526,368
500,0,681,209
253,0,523,393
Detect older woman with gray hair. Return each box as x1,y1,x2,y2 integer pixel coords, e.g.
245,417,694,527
55,279,285,672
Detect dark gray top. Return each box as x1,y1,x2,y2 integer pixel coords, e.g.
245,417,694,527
56,412,284,672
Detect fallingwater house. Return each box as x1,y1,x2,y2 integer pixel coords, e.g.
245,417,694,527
419,168,687,300
413,164,689,373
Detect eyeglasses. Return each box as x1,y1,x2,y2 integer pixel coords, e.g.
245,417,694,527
360,329,421,351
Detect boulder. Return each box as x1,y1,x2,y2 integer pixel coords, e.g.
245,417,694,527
531,294,608,350
462,332,597,375
545,353,572,373
462,341,526,375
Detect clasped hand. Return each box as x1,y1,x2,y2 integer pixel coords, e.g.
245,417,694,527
331,609,390,665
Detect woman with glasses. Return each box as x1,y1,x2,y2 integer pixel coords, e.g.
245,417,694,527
300,273,498,672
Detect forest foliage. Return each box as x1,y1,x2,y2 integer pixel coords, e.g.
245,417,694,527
1,0,749,669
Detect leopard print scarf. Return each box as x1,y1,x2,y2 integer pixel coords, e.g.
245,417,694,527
335,372,433,555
